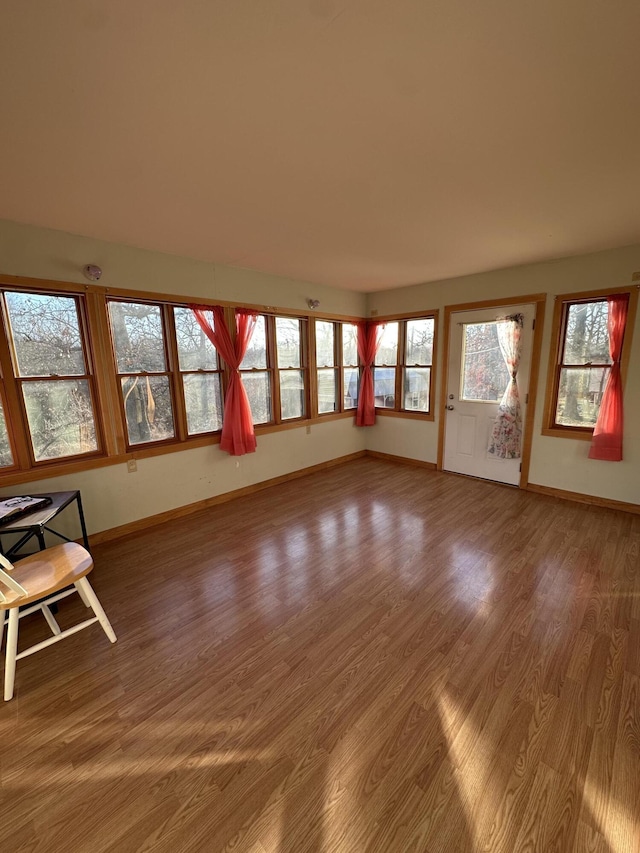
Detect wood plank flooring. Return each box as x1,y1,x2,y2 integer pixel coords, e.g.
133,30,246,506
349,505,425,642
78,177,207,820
1,458,639,852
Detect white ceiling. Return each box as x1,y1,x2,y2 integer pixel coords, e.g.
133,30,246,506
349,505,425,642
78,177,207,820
1,1,640,292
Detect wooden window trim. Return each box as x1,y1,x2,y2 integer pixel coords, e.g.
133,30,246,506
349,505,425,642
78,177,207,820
170,306,225,440
0,288,107,469
107,298,183,451
341,321,360,413
541,285,638,440
314,318,349,419
372,311,438,421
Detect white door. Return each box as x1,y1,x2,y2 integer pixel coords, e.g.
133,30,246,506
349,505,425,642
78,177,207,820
442,303,535,486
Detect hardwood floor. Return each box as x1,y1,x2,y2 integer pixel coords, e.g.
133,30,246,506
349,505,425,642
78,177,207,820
1,458,639,852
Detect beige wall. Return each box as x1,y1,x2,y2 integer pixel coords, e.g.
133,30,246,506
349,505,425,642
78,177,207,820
0,219,367,536
367,245,640,505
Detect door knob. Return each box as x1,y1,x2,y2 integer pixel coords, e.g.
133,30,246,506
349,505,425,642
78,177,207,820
446,405,455,410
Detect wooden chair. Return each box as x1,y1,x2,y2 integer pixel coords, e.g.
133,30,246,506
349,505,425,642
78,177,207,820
0,542,116,701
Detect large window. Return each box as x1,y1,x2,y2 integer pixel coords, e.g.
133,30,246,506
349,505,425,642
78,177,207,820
315,320,338,415
239,314,309,426
240,314,271,426
174,307,223,435
342,323,359,410
373,315,436,415
314,320,360,415
276,316,306,420
2,290,101,463
543,287,637,438
108,300,176,446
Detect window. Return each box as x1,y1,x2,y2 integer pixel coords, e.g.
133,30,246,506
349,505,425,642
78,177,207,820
239,314,309,426
108,300,176,446
316,320,338,414
461,321,510,402
276,316,306,420
240,314,272,425
174,307,223,435
314,320,360,415
543,287,637,438
372,315,436,416
403,317,434,412
374,322,399,409
342,323,359,410
2,290,101,463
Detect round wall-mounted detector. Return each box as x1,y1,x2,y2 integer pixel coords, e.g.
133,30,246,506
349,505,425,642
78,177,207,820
83,264,102,281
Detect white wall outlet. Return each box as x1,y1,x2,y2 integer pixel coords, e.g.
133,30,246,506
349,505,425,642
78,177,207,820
306,425,311,435
127,459,137,473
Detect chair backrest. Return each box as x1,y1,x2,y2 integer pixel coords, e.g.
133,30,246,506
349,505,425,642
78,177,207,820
0,553,27,603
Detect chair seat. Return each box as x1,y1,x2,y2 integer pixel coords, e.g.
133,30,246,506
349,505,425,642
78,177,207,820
0,542,93,607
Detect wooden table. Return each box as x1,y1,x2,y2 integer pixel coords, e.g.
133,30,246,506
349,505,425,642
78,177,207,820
0,490,90,559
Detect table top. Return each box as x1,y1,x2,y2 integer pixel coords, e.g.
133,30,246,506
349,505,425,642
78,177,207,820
0,491,80,531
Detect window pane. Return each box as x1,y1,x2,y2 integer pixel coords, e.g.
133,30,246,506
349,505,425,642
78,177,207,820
403,368,431,412
564,301,611,366
0,399,13,467
374,367,396,408
121,375,174,444
23,380,98,461
276,317,302,368
6,292,86,376
315,321,335,367
280,369,305,419
242,372,271,424
317,368,337,414
405,318,434,366
183,373,222,434
109,302,167,373
343,323,358,366
375,323,398,366
344,368,359,409
461,322,509,402
174,307,218,370
240,315,267,369
556,367,608,427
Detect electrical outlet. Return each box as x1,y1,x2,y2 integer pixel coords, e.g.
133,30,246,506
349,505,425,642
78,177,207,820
306,425,311,435
127,459,137,473
632,271,640,281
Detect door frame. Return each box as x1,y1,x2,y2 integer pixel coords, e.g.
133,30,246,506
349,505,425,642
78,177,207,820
437,292,547,488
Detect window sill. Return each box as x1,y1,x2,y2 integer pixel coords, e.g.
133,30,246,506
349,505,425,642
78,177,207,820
541,427,593,442
375,409,435,422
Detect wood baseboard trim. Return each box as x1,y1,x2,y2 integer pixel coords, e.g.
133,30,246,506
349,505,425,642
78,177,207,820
365,450,437,470
89,450,367,546
526,483,640,515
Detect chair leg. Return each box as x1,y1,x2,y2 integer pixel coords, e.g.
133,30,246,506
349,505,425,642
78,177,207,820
4,608,19,701
76,583,91,608
75,577,117,644
0,607,5,652
40,604,61,636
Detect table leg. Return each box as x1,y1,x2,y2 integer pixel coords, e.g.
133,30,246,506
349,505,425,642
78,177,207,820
76,492,91,552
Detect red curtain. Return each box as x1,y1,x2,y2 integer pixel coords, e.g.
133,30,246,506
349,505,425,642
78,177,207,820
588,294,629,462
356,321,383,427
191,305,258,456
